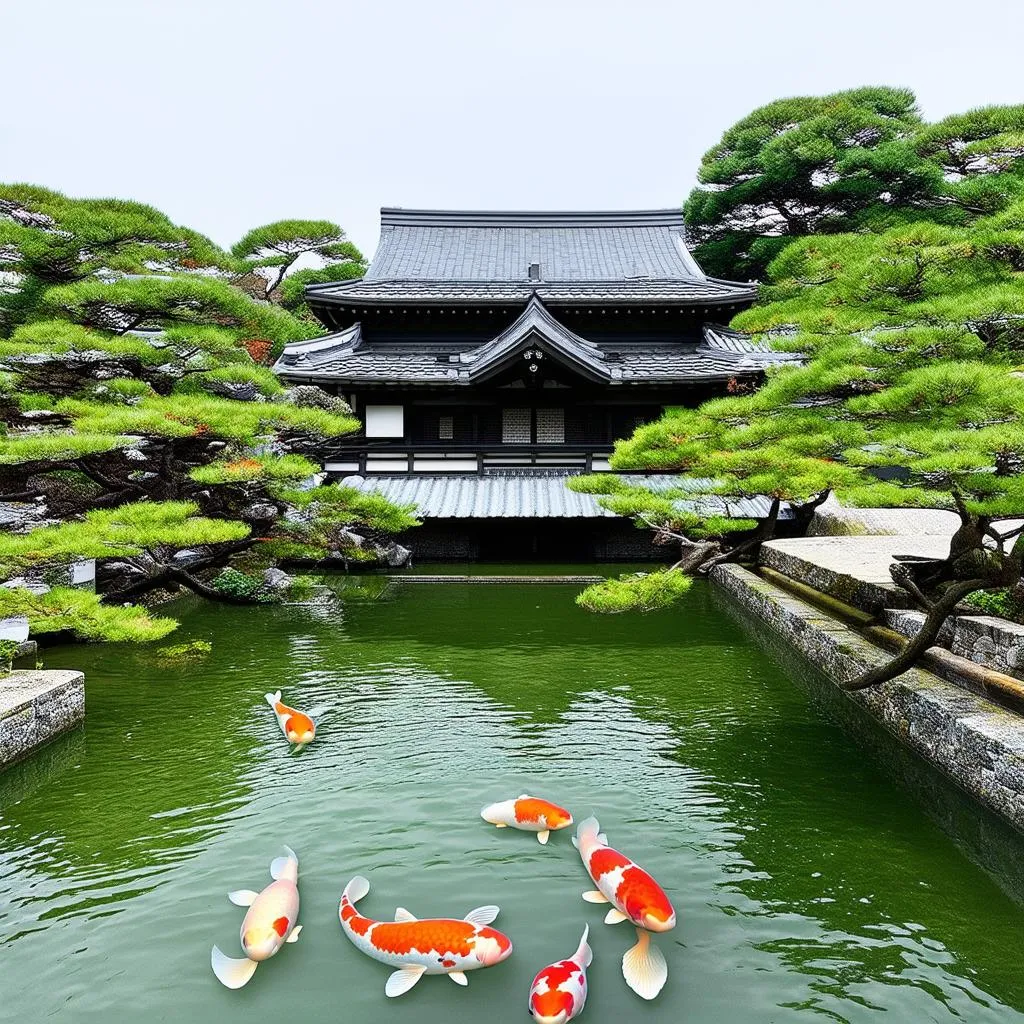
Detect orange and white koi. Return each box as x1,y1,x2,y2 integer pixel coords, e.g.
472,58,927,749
528,925,592,1024
211,845,301,989
481,794,573,845
339,875,513,997
573,816,675,1000
265,690,316,746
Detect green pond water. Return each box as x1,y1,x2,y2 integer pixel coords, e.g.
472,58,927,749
4,572,1024,1023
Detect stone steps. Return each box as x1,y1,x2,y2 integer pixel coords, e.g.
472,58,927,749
760,536,954,614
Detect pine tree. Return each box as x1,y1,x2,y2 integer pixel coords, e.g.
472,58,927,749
0,188,416,644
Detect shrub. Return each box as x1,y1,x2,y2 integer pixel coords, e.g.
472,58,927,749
576,570,693,614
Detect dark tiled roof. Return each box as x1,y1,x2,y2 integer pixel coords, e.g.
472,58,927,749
365,208,706,282
274,315,790,385
306,278,756,307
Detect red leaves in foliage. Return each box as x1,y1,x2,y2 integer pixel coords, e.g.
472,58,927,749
241,338,272,363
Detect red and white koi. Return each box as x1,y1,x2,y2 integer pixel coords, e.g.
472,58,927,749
265,690,316,746
211,845,301,989
339,875,513,997
528,925,592,1024
481,794,573,845
573,816,675,1000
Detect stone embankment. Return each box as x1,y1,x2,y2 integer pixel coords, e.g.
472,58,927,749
0,670,85,770
711,505,1024,832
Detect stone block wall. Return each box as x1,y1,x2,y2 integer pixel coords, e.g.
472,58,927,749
0,670,85,770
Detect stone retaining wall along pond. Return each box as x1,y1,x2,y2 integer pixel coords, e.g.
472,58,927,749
712,563,1024,833
0,670,85,770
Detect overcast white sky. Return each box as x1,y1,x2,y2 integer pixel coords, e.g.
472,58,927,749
4,0,1023,260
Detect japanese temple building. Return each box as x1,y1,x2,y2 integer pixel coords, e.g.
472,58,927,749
273,208,794,559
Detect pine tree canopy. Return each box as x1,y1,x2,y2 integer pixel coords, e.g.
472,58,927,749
684,89,1024,280
0,187,414,644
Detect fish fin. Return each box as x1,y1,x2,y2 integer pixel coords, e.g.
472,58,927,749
518,793,530,800
537,830,550,845
385,965,427,998
285,924,302,943
228,889,259,907
394,907,417,923
571,836,579,849
270,846,298,881
604,908,629,925
582,890,608,904
576,924,593,967
622,928,668,1001
211,946,258,989
448,971,468,986
464,905,500,926
344,875,370,904
264,690,282,709
597,833,608,845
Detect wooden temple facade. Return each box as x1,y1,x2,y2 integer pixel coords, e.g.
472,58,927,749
273,208,793,559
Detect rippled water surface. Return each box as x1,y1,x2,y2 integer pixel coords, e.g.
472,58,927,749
3,573,1024,1023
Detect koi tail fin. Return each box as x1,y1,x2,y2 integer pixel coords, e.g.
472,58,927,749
264,690,282,710
575,924,593,968
211,946,258,989
270,845,298,882
621,928,667,1000
343,875,371,905
573,815,600,851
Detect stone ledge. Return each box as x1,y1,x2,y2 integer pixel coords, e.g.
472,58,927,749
0,669,85,770
884,609,1024,682
711,563,1024,832
760,536,954,614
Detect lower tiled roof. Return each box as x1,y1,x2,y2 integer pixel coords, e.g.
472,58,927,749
274,313,796,385
340,471,789,520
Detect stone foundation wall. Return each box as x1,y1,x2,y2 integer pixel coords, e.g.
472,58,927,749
711,564,1024,832
0,670,85,770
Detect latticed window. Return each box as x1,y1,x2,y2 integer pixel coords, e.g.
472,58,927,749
438,415,454,440
502,407,531,444
536,408,565,444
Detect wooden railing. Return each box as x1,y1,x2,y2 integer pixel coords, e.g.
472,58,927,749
321,442,614,475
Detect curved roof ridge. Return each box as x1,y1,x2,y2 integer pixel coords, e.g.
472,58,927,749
379,208,685,228
460,295,610,382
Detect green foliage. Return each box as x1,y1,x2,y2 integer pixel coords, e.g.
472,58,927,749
282,484,421,534
40,275,316,345
0,502,249,576
55,391,359,441
962,588,1024,623
0,586,177,642
189,453,317,485
210,568,277,603
0,184,417,647
684,86,931,278
155,640,213,660
0,638,21,674
0,431,130,465
576,570,693,614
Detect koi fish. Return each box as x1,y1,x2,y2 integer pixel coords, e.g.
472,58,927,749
480,794,573,844
211,845,301,989
265,690,315,746
529,925,592,1024
339,875,513,997
573,816,675,1000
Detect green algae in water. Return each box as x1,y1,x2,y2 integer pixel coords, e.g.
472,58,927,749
2,574,1024,1023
